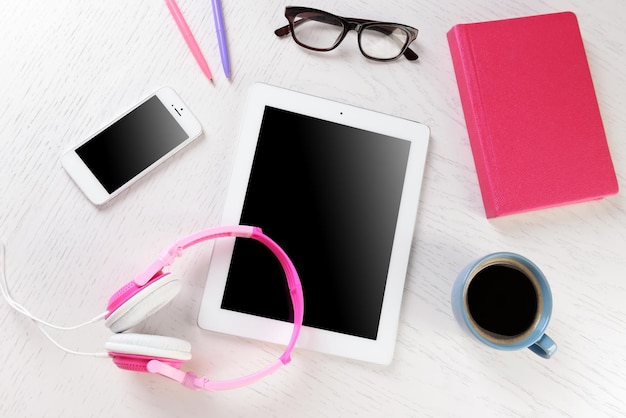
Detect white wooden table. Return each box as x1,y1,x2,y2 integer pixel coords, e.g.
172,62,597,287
1,0,625,416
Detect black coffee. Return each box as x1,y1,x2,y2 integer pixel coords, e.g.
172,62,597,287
467,264,538,337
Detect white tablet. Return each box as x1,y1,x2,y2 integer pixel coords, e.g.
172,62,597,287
198,83,429,364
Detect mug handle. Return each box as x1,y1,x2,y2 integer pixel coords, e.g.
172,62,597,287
528,334,557,359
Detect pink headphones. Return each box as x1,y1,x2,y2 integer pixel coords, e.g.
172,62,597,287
102,225,304,391
0,225,302,390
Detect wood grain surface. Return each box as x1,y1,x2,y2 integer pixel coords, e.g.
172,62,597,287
1,0,624,416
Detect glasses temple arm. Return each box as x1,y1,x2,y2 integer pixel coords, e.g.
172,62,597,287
404,48,418,61
274,24,291,37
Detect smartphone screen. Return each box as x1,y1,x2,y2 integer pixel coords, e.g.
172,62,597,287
75,95,188,194
62,87,202,205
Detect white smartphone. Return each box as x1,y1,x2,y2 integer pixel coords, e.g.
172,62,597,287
61,87,202,205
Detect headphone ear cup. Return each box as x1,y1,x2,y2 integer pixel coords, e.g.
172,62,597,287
105,333,192,372
105,274,181,333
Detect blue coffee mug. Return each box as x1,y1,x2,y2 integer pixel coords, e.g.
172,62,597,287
451,252,557,358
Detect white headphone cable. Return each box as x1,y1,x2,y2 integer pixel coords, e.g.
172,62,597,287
0,241,109,358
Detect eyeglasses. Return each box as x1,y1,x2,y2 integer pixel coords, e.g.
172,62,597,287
274,6,419,62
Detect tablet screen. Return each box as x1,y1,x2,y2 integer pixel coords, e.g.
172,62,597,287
221,106,411,340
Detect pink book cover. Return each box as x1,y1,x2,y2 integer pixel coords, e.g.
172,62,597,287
447,11,618,218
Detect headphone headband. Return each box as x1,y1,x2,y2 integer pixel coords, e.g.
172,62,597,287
134,225,257,286
127,225,304,391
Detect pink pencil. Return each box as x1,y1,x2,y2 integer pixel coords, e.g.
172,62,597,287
165,0,213,81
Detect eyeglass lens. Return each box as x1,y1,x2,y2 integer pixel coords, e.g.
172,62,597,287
292,12,344,50
291,11,410,60
360,25,409,60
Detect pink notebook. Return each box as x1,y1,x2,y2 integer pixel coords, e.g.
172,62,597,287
447,11,618,218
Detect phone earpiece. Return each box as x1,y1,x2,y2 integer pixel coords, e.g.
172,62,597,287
105,272,181,333
105,333,192,372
